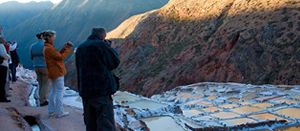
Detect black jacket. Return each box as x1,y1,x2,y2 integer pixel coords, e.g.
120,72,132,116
10,50,19,65
75,36,120,98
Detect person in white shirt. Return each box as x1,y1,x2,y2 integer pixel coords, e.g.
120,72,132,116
0,37,10,102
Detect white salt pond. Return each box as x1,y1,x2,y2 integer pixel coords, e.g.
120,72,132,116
113,91,141,104
141,116,184,131
124,99,166,110
25,79,300,131
22,67,300,131
182,109,203,118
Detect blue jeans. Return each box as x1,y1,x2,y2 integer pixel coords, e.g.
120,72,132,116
48,77,65,115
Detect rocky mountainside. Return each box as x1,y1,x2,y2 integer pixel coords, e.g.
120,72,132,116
101,0,300,96
0,1,53,31
5,0,168,68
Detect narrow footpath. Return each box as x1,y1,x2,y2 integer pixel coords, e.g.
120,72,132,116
0,80,86,131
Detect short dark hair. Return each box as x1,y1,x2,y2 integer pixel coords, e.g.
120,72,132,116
36,33,43,39
91,28,106,39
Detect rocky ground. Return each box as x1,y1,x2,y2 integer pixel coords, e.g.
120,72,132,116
0,67,130,131
0,80,86,131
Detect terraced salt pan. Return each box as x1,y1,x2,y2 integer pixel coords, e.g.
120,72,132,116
176,92,203,101
124,83,300,130
276,108,300,119
222,118,257,127
174,94,204,104
203,121,223,127
240,101,253,105
211,112,241,119
124,99,166,110
202,106,219,113
184,100,213,107
255,95,284,102
97,84,300,130
220,104,239,109
241,92,258,101
141,116,184,131
192,116,214,122
227,97,240,103
113,92,168,110
182,109,203,118
273,99,298,105
231,106,261,114
207,95,217,100
251,103,274,109
177,117,204,128
250,113,286,121
191,116,222,127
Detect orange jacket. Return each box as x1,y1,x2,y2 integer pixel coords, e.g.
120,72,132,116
44,42,73,80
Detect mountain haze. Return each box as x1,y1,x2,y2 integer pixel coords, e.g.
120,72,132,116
6,0,169,68
0,1,53,30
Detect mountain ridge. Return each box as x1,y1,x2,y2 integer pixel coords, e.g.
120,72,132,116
6,0,169,68
0,1,53,31
102,0,300,96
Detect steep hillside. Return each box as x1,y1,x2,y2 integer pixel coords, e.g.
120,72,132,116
103,0,300,96
0,1,53,30
6,0,169,68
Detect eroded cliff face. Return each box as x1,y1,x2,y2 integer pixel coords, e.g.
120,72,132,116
65,0,300,97
103,0,300,96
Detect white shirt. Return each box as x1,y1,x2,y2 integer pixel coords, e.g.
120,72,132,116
0,44,10,67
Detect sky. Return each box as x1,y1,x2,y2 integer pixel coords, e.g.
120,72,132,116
0,0,62,4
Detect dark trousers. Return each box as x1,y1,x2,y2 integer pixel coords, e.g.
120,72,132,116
9,64,17,82
83,96,116,131
0,66,8,100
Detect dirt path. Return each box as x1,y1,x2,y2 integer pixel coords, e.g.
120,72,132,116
0,80,86,131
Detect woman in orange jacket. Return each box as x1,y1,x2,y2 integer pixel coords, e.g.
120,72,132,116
43,30,73,118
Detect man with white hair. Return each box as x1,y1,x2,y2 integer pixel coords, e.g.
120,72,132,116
76,28,120,131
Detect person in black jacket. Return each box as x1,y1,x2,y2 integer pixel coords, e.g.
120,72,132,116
9,41,19,82
75,28,120,131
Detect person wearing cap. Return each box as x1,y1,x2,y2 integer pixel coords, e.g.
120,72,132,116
76,28,120,131
30,33,49,106
43,30,73,118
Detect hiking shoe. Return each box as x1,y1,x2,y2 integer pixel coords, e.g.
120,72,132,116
56,112,69,118
40,101,49,107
